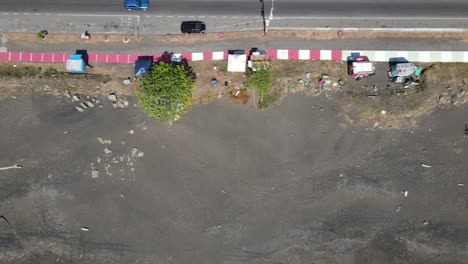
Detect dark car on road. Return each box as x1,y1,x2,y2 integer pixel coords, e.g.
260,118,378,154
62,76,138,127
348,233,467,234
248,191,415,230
181,21,206,34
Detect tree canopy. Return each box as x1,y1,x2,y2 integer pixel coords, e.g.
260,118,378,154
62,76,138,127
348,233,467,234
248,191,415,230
136,56,195,121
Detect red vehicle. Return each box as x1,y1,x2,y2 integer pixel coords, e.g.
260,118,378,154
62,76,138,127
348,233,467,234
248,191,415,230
348,56,375,80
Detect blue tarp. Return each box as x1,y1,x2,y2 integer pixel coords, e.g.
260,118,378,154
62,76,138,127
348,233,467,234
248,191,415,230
134,59,153,77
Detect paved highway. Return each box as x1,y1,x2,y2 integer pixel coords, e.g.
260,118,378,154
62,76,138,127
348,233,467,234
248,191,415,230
0,0,467,34
1,0,468,18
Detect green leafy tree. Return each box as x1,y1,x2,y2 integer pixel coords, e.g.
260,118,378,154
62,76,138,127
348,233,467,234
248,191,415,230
136,56,195,121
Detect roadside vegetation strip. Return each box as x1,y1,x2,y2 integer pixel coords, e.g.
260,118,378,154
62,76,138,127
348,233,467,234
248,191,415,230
0,50,468,64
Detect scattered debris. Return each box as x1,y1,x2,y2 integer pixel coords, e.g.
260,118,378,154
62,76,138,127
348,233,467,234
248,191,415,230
395,205,401,212
457,183,464,187
114,100,128,108
97,137,112,144
91,169,99,179
97,157,101,163
422,220,430,226
137,151,144,158
381,110,387,115
0,164,22,171
122,77,131,85
401,190,408,197
421,163,432,168
79,102,88,109
104,148,112,155
128,130,134,135
131,147,139,158
107,93,117,102
81,227,89,232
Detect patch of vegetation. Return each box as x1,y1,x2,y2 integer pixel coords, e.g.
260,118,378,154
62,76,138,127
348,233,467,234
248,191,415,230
43,67,59,76
0,65,41,78
136,54,195,121
247,68,277,108
258,93,277,109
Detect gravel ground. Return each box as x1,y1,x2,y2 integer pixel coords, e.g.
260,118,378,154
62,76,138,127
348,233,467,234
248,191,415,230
0,93,467,264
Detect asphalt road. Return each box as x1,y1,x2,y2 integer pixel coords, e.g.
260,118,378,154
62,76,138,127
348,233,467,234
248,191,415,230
1,0,468,18
0,93,468,263
1,0,467,33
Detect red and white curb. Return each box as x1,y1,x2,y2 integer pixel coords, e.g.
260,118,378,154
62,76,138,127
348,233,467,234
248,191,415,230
0,50,467,63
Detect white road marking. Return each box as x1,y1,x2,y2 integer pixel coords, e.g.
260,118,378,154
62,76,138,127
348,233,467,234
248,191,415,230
265,0,275,32
275,16,468,20
268,26,465,33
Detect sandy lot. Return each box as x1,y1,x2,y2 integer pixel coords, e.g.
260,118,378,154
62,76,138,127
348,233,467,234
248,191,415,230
0,92,468,264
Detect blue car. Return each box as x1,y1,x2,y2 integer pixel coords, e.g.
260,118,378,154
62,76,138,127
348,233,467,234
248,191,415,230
125,0,149,11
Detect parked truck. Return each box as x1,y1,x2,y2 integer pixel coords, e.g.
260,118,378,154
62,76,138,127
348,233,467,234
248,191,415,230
387,62,419,83
347,55,375,80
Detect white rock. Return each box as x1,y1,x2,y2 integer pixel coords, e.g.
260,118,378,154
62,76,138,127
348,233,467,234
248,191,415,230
421,164,431,168
75,106,84,112
128,130,134,135
97,157,101,163
104,148,112,155
115,101,125,108
131,147,138,158
97,137,105,144
401,190,408,197
107,93,117,102
72,94,80,102
91,169,99,179
381,110,386,115
80,102,88,109
81,227,89,231
137,151,144,158
86,100,95,107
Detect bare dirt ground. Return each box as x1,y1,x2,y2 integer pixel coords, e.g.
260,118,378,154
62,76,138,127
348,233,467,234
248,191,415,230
1,92,468,264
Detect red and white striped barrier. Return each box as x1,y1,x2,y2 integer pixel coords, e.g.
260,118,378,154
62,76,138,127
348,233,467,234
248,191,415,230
1,50,467,63
0,49,343,64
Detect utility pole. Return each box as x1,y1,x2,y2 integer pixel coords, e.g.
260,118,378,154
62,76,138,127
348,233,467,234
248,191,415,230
260,0,266,35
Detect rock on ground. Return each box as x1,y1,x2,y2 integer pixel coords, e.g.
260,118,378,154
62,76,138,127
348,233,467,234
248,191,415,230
107,93,117,102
